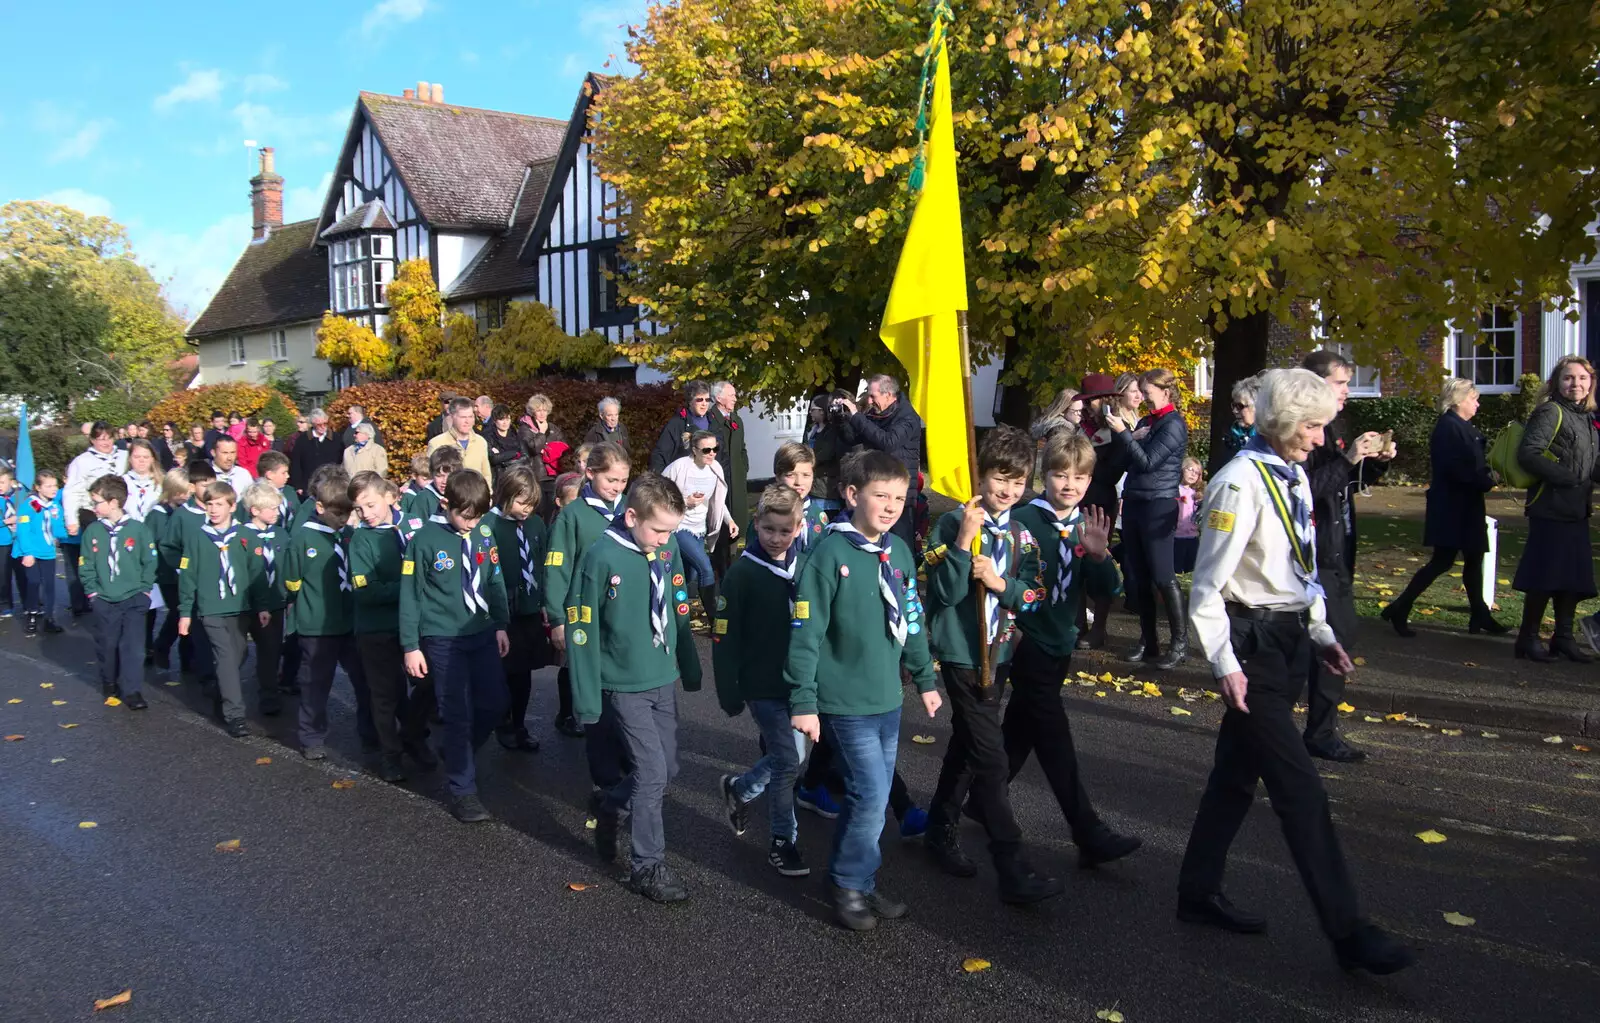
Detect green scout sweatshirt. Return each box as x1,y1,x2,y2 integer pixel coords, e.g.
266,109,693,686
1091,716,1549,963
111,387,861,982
233,483,299,525
400,484,442,523
488,508,546,619
713,550,803,712
1012,501,1122,658
240,521,291,613
924,508,1043,670
567,530,702,724
159,501,206,584
783,529,935,716
177,518,252,618
739,500,831,556
398,519,510,651
348,518,416,634
78,516,158,603
543,497,616,620
283,522,354,636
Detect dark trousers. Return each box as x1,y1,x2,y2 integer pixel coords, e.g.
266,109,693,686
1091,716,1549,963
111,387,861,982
299,633,375,751
1178,616,1362,941
556,664,575,722
20,560,55,618
1004,638,1104,841
200,615,250,724
600,686,680,872
501,616,547,735
1121,496,1178,600
803,735,915,819
585,696,633,792
1304,565,1355,749
93,593,150,697
280,631,303,691
929,663,1023,852
0,543,16,611
421,630,508,797
61,541,89,613
357,631,424,757
154,582,207,676
1396,545,1488,617
245,609,284,700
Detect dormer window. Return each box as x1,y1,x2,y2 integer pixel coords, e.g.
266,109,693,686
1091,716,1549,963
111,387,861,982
330,232,396,313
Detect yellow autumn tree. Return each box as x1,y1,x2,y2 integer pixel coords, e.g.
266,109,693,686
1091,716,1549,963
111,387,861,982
385,259,443,379
483,301,612,378
431,312,484,380
315,311,395,377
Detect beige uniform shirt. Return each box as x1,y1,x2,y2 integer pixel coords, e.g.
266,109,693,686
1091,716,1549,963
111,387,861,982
426,431,493,485
1188,453,1336,678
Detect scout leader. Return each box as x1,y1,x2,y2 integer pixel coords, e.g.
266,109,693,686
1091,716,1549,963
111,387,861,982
567,473,703,904
921,425,1062,905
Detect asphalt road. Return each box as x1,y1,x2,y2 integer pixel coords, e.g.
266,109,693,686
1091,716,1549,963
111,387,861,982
3,614,1598,1022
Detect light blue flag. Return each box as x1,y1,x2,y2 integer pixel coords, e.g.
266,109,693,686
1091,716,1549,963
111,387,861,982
14,403,34,487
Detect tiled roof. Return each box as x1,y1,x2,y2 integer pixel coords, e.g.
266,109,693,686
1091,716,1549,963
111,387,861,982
447,160,554,301
186,219,327,338
360,92,567,229
321,199,395,238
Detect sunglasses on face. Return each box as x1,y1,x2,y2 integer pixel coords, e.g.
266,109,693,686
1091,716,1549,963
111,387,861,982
1231,402,1251,411
698,445,719,454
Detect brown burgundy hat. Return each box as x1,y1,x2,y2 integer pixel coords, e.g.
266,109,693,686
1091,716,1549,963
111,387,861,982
1078,372,1118,399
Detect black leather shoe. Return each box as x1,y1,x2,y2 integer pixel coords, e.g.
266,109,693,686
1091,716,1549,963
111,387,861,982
1078,830,1143,869
925,823,978,878
834,888,878,931
1549,636,1595,664
1124,641,1154,663
866,889,909,919
123,692,148,711
1380,603,1417,638
1177,892,1267,934
1468,613,1509,636
995,852,1065,905
1335,923,1416,975
594,811,619,863
1307,740,1369,763
377,754,406,783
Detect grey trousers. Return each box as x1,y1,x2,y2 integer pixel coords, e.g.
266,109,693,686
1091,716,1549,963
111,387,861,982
200,615,250,724
600,686,680,873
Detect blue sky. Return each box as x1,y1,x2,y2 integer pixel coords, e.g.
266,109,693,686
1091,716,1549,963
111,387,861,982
0,0,642,320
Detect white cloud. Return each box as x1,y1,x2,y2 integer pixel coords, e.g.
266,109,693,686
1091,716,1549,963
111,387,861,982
137,212,253,322
154,69,224,112
361,0,429,38
578,1,644,41
285,171,334,222
243,73,287,95
36,189,115,219
48,118,112,163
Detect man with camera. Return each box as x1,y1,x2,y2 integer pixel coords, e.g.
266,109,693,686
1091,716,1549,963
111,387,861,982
836,374,923,547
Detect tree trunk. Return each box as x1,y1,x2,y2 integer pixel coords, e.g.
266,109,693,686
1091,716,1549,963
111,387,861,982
1207,310,1272,475
993,331,1032,428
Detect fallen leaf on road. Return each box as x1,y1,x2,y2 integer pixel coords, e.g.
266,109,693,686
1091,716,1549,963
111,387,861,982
585,818,597,830
163,681,180,687
1203,690,1220,700
255,756,272,765
51,699,66,706
1337,702,1356,713
1094,691,1106,698
1481,732,1499,739
92,989,131,1011
911,735,936,744
1364,716,1384,723
6,698,20,704
1543,736,1565,744
331,779,356,790
1419,609,1436,616
1100,672,1114,682
961,958,991,973
1442,911,1476,927
567,882,594,891
1440,729,1463,736
1096,1011,1125,1023
104,696,121,707
39,682,53,689
214,839,243,853
1461,662,1477,668
1415,829,1448,844
59,723,79,729
1352,657,1367,666
1142,682,1163,697
1386,712,1409,722
1293,704,1307,714
1574,745,1592,752
3,734,22,741
1077,671,1094,679
49,757,65,764
1170,707,1192,716
1498,578,1510,585
78,821,97,829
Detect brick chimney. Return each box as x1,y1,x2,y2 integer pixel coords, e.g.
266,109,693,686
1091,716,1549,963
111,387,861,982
250,147,283,241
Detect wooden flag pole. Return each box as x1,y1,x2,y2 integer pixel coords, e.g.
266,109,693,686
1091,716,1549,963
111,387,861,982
957,310,990,688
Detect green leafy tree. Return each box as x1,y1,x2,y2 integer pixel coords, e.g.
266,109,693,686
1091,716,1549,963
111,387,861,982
258,362,308,406
0,265,114,409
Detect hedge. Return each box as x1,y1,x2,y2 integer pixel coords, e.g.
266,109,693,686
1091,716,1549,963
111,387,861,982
323,378,681,471
147,383,301,434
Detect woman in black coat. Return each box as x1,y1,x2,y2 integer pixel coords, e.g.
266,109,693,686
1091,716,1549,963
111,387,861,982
1108,367,1189,669
484,404,529,472
1381,378,1504,638
1510,356,1600,662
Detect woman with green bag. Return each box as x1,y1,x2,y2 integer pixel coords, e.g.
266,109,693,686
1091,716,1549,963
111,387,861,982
1511,355,1600,662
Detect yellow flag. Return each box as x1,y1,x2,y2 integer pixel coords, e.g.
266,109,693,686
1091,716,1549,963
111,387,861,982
879,25,971,501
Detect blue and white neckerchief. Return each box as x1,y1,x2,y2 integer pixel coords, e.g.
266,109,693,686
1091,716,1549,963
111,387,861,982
277,492,291,521
455,528,489,615
31,494,60,537
244,522,277,585
303,521,352,593
580,482,623,521
181,500,204,519
100,517,126,580
1238,436,1321,601
982,510,1012,645
741,543,799,615
828,520,907,646
606,525,669,648
122,472,157,520
509,512,538,597
794,497,818,553
367,507,409,555
201,521,239,598
1029,498,1079,606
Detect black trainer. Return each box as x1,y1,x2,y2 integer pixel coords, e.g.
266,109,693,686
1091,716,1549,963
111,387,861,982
995,851,1065,905
628,863,688,903
768,837,810,877
720,774,749,836
224,719,249,739
377,753,406,783
866,890,908,919
452,793,491,823
594,811,620,863
834,888,877,931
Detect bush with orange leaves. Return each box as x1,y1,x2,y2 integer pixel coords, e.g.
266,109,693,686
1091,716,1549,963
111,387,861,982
148,383,301,433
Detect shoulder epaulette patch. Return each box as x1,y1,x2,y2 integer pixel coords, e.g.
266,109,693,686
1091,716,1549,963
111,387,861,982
545,551,563,567
353,574,367,588
566,606,579,624
1207,510,1236,533
794,600,810,620
1227,483,1241,492
714,618,728,635
402,561,415,575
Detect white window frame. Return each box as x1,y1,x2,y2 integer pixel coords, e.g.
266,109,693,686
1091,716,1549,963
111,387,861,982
229,336,246,365
1447,306,1521,394
269,329,288,362
1192,354,1212,398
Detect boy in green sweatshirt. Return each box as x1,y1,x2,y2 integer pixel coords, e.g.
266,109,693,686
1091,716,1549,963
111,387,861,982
80,475,159,710
1009,431,1141,867
922,425,1061,904
400,470,510,823
784,450,939,931
239,481,291,718
487,463,548,753
568,472,702,903
254,450,300,524
349,470,434,783
162,462,217,685
715,483,810,877
402,446,458,523
177,480,254,737
546,440,629,743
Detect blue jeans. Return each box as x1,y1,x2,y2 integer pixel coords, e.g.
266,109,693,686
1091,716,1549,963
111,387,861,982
674,530,714,588
731,698,807,842
822,708,901,893
421,630,508,797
